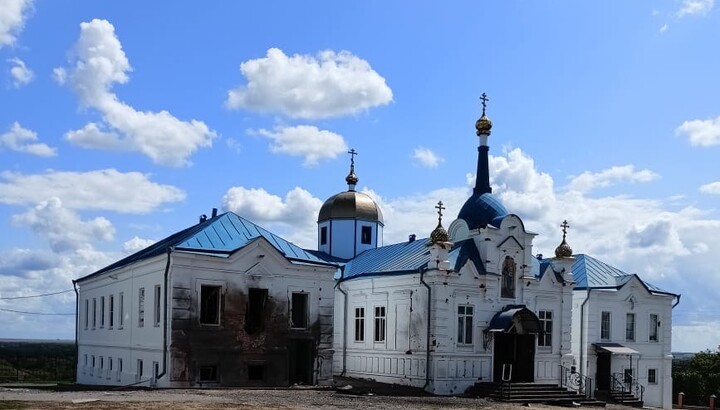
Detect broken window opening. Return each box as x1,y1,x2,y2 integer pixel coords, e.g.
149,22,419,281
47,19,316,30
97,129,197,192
247,364,265,381
200,285,221,325
291,292,309,329
245,288,268,334
199,365,218,381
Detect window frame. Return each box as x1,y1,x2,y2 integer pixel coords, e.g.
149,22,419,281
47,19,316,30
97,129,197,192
625,313,635,342
118,292,124,328
648,368,657,384
320,226,328,245
154,285,162,327
373,306,386,343
649,313,659,342
138,288,145,328
100,296,105,328
199,284,223,326
92,298,97,329
290,292,309,329
354,307,365,342
361,226,372,245
601,311,611,341
109,294,114,329
457,305,474,345
84,299,89,329
538,310,553,347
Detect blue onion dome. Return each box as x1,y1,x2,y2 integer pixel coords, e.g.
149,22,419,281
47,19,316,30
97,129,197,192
457,192,508,229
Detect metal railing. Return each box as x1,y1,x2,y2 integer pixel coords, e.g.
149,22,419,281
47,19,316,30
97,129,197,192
610,372,644,403
560,365,593,399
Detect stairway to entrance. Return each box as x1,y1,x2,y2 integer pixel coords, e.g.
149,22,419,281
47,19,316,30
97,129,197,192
465,382,606,407
596,390,644,408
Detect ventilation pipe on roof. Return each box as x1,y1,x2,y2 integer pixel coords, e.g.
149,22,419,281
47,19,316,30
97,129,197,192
211,208,218,218
199,214,207,223
409,234,416,243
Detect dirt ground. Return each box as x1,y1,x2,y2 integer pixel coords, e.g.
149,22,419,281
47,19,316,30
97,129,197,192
0,386,644,410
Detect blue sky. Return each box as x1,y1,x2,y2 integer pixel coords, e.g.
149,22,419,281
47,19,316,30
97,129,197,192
1,0,719,352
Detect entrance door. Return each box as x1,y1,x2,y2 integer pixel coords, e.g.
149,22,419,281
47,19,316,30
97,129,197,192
493,333,535,382
596,352,611,390
288,340,313,385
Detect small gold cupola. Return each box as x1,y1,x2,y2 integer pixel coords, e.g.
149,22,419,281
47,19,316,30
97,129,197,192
475,92,493,136
554,220,573,258
430,201,450,245
345,148,359,190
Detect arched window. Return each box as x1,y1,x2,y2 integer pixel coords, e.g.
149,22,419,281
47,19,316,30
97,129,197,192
501,256,516,298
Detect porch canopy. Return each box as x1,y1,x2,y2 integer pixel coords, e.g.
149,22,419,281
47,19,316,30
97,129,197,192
594,342,640,355
485,305,542,334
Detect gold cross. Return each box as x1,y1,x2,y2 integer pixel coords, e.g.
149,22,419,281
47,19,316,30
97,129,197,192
435,201,446,222
480,93,490,115
348,148,357,166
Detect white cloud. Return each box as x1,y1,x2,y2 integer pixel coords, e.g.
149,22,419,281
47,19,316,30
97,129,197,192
12,197,115,253
7,57,33,87
674,322,720,352
676,115,720,146
0,0,33,49
699,181,720,194
226,48,393,119
122,236,155,254
57,19,216,166
0,121,56,156
660,24,669,32
677,0,715,17
568,165,659,193
222,186,322,248
413,147,444,168
0,169,185,213
254,125,348,166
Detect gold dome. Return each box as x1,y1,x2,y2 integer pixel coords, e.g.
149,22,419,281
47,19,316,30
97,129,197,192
475,114,492,136
430,223,449,244
554,220,573,258
318,191,384,224
345,169,358,186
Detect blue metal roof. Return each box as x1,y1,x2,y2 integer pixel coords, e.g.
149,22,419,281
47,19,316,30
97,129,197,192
457,192,508,229
341,238,485,281
78,212,334,282
562,254,677,296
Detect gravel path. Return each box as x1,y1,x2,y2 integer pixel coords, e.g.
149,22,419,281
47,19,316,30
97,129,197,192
0,387,644,410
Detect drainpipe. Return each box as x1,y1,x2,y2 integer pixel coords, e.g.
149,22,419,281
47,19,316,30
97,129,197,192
154,247,173,385
672,295,681,309
420,268,431,390
334,279,348,376
72,279,79,380
579,288,591,377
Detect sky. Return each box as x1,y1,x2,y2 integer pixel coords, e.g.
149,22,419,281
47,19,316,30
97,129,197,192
0,0,719,352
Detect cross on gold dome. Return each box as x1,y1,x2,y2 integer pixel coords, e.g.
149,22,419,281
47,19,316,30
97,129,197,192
480,93,489,115
435,201,446,223
561,220,570,239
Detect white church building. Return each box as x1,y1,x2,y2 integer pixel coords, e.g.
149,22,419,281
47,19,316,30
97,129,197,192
74,96,678,408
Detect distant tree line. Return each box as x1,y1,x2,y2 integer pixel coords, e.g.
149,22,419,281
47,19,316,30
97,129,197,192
674,347,720,405
0,340,76,383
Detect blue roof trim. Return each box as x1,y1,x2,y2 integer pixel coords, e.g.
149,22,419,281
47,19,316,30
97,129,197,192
78,212,335,282
550,254,678,297
450,239,486,274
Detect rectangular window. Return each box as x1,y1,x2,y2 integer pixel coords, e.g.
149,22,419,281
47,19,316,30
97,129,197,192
83,354,88,374
374,306,386,342
138,288,145,328
119,292,124,327
108,357,113,377
626,313,635,341
291,293,309,329
457,305,474,345
154,285,161,327
117,358,123,382
200,285,222,325
199,365,218,381
109,295,114,328
648,368,657,384
320,226,327,245
361,226,372,245
601,311,611,340
84,299,89,329
649,314,659,341
538,310,553,347
92,298,97,328
153,361,159,379
245,288,267,333
100,296,105,328
137,359,144,380
99,356,104,378
354,307,365,342
92,355,95,368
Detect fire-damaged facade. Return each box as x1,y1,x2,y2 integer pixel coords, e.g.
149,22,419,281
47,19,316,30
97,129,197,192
74,212,337,387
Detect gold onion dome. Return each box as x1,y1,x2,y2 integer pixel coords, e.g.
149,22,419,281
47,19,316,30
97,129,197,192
345,168,358,185
554,220,573,258
429,201,450,244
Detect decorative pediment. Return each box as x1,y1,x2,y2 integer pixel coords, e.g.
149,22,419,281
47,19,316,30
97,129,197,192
497,235,524,250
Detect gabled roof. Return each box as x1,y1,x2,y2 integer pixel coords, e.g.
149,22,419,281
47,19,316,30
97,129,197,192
563,254,677,297
341,238,485,281
77,212,335,283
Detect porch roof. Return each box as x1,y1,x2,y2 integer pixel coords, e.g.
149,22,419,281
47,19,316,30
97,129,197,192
594,342,640,355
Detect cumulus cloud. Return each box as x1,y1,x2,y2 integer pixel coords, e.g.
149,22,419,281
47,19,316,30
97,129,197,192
567,165,659,193
700,181,720,194
0,121,56,156
413,147,444,168
226,48,393,119
12,197,115,253
7,57,33,87
253,125,348,166
222,186,323,248
122,236,155,254
0,248,57,277
677,0,715,17
0,0,33,49
676,115,720,146
57,19,216,166
0,169,185,213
